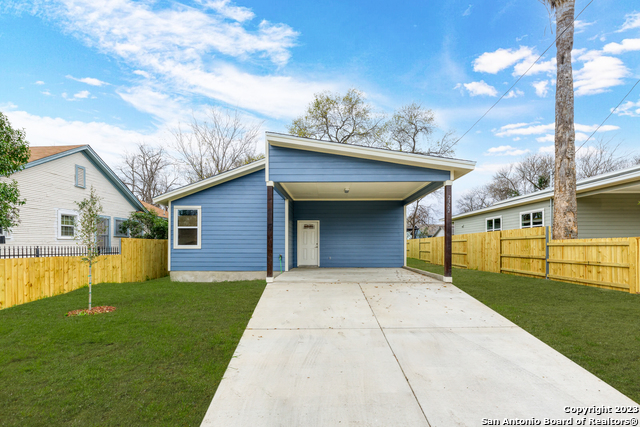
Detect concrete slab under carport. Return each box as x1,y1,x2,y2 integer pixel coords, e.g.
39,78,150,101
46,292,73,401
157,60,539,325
201,268,637,427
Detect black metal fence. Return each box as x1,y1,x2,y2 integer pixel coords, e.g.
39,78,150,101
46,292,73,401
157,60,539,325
0,245,120,259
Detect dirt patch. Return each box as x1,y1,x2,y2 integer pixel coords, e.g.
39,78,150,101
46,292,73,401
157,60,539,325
66,306,117,317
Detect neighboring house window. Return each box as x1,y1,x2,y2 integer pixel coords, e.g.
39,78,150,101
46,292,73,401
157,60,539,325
114,218,129,238
97,216,110,248
173,206,201,249
0,225,10,243
58,209,78,239
75,165,86,188
521,209,544,228
486,216,502,232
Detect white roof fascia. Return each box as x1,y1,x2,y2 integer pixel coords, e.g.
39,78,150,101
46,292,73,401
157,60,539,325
265,132,476,179
454,164,640,220
153,159,266,205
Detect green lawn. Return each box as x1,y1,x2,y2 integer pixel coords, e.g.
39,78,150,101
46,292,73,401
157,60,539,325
408,258,640,403
0,276,266,426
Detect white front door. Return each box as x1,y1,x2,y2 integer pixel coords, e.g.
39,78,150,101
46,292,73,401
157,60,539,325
297,220,319,267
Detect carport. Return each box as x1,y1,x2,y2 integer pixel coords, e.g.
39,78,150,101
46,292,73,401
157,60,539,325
264,132,476,282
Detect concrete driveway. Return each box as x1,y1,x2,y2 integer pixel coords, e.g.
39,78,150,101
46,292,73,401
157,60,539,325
201,268,637,426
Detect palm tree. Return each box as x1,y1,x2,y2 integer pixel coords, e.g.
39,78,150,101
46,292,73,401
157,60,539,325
544,0,578,239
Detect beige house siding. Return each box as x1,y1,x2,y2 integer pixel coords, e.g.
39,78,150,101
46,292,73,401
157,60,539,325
453,193,640,238
577,193,640,238
2,152,138,247
454,200,551,235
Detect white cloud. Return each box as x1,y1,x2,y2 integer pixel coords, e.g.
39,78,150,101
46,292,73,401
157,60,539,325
0,107,156,168
66,75,109,86
41,0,298,66
117,86,190,126
536,135,555,143
512,57,555,77
41,90,52,96
615,98,640,117
35,81,45,85
495,122,619,139
458,80,498,97
74,90,91,99
504,89,524,99
574,20,595,33
617,11,640,32
133,70,151,79
62,90,91,101
532,80,549,97
495,122,554,137
197,0,255,22
574,124,619,133
486,145,530,156
539,145,554,153
602,39,640,55
473,46,533,74
574,55,629,96
463,4,473,16
17,0,335,119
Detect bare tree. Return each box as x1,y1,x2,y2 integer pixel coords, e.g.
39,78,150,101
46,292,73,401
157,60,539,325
406,202,437,239
576,136,630,179
173,107,263,183
517,153,554,192
387,103,457,157
118,143,178,204
287,88,386,146
487,165,522,201
456,186,493,214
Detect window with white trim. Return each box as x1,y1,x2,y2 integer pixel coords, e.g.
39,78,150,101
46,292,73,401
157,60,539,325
58,209,78,239
521,209,544,228
75,165,86,188
486,216,502,232
173,206,201,249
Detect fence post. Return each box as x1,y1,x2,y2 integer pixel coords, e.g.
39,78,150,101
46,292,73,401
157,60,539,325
545,226,550,280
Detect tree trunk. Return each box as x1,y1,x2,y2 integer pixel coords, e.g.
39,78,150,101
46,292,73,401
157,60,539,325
552,0,578,240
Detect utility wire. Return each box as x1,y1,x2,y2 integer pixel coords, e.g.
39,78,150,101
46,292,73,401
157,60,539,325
575,78,640,152
454,0,595,144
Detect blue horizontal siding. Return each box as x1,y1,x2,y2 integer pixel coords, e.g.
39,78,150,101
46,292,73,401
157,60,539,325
170,170,285,272
269,145,450,182
293,201,404,268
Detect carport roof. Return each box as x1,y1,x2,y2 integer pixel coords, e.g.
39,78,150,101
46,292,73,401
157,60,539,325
265,132,476,181
153,133,476,205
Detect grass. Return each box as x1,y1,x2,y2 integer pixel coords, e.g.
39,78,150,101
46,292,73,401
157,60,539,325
408,258,640,403
0,276,266,426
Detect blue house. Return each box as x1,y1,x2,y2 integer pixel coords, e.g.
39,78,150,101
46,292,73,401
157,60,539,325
153,133,475,282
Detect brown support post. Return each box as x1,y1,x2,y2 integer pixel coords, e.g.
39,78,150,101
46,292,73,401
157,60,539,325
444,182,452,281
267,185,274,281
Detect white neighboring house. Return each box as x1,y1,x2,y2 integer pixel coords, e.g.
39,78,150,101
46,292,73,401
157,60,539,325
0,145,145,248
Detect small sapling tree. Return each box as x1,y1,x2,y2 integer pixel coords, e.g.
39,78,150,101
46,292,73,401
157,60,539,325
75,186,104,310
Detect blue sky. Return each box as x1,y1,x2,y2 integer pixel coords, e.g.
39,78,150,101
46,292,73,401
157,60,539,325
1,0,639,203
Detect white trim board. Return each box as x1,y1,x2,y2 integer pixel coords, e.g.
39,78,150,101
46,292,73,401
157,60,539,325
284,199,289,272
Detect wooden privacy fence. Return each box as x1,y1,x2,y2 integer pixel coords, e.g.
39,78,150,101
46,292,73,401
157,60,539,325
0,238,168,310
407,228,639,294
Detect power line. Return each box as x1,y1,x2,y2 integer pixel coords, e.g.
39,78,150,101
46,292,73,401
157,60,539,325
455,0,595,144
575,78,640,152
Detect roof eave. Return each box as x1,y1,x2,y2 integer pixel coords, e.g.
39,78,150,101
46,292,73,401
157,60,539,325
265,132,476,179
153,159,267,205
